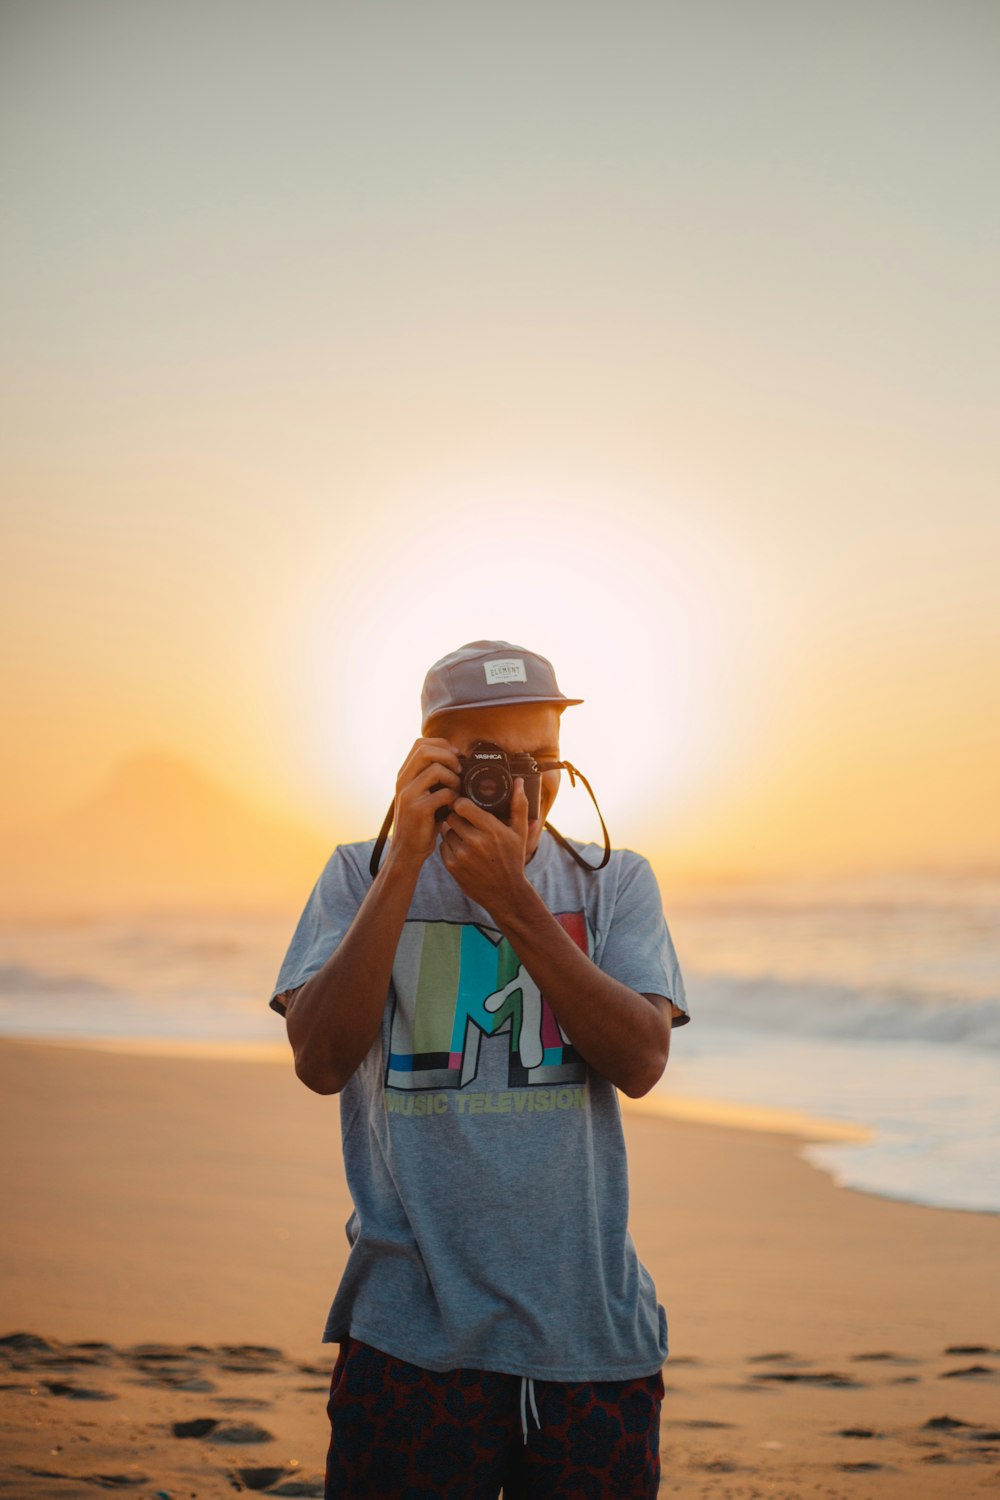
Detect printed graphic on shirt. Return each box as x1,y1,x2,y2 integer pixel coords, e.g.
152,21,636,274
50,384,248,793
385,913,589,1092
384,1084,588,1116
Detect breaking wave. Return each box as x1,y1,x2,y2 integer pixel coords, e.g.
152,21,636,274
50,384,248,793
687,970,1000,1049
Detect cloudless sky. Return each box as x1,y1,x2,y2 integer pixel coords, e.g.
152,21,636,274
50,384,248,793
2,0,998,879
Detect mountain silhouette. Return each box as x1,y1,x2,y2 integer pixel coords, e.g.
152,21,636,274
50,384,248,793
0,750,332,915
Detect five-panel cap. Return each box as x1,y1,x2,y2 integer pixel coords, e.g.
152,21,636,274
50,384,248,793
421,640,583,729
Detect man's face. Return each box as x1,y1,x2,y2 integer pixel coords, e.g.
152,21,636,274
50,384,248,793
429,702,563,861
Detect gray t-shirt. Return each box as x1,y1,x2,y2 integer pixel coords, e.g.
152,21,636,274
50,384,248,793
270,830,690,1382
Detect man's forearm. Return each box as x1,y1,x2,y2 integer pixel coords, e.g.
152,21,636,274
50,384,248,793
491,879,671,1097
286,851,421,1094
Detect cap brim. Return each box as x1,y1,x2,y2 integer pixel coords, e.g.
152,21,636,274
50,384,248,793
422,695,583,730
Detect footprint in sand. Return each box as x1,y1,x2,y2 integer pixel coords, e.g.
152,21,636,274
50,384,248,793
919,1416,1000,1463
208,1420,276,1444
15,1466,150,1490
236,1467,288,1492
751,1370,864,1388
171,1415,275,1443
674,1419,737,1429
172,1417,219,1437
41,1379,117,1401
217,1342,285,1375
231,1479,324,1498
82,1474,149,1489
0,1332,57,1357
125,1343,209,1391
848,1350,922,1366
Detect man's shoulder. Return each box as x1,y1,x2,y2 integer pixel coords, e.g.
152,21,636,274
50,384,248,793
316,838,379,886
324,839,450,895
539,832,651,874
531,835,660,912
338,836,379,858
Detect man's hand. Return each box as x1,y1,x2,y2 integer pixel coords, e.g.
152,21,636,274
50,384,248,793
439,777,534,917
389,737,461,871
441,777,670,1096
287,736,460,1094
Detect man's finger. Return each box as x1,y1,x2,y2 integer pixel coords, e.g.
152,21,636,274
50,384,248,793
397,738,461,783
407,762,460,794
450,796,494,831
510,777,529,842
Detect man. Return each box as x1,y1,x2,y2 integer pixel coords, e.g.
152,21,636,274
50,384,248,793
270,640,690,1499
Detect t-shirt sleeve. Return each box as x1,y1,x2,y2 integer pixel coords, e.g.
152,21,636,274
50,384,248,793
268,846,369,1017
596,854,690,1027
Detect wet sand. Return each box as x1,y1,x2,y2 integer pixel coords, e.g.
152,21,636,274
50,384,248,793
0,1037,997,1497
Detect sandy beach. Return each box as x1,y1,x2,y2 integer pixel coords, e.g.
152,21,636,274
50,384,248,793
0,1036,997,1498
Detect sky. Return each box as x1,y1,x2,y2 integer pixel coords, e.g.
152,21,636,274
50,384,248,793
2,0,998,883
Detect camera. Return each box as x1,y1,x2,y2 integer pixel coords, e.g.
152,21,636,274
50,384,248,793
445,740,545,823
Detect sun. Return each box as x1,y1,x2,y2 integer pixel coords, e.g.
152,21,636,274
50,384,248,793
289,471,756,848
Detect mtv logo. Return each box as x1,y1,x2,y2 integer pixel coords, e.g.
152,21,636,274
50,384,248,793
386,916,589,1092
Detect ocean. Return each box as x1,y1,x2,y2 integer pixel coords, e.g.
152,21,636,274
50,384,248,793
663,871,1000,1215
2,870,997,1215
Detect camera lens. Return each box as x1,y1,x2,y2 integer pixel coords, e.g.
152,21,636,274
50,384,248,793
466,763,511,810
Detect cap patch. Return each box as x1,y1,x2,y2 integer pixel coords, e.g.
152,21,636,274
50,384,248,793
483,657,527,685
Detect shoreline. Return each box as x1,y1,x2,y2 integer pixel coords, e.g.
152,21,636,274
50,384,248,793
14,1032,1000,1220
623,1088,871,1144
16,1028,873,1140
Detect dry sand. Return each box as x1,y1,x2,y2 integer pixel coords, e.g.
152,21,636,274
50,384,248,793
0,1037,997,1498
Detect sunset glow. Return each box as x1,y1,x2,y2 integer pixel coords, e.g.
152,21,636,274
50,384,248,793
2,2,997,908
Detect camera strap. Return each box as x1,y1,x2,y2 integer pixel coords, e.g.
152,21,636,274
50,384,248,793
370,802,397,879
543,761,611,872
369,760,610,878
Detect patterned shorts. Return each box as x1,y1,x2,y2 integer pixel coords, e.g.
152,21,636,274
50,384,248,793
325,1335,663,1499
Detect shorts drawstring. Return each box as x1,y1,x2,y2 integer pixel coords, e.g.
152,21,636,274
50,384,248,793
519,1376,540,1443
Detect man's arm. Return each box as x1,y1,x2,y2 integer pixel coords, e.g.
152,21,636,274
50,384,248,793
440,786,673,1098
284,853,422,1093
284,737,460,1094
491,884,672,1098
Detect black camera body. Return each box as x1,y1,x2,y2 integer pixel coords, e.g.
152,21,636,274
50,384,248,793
446,739,545,823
